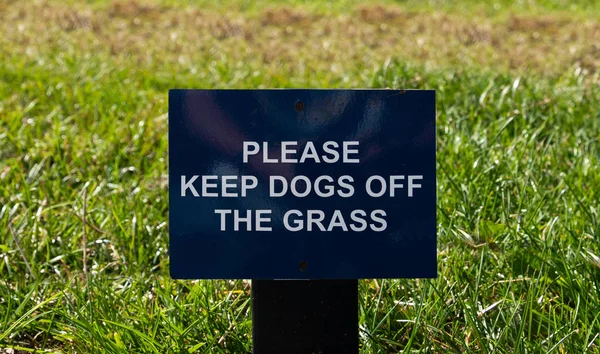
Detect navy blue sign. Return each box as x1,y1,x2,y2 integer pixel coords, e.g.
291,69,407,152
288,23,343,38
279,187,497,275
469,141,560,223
169,90,436,279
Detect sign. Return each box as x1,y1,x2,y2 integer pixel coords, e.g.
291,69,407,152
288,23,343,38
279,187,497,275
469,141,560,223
169,89,436,279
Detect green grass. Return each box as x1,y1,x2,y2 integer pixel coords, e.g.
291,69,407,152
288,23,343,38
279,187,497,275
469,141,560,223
1,0,599,353
63,0,600,17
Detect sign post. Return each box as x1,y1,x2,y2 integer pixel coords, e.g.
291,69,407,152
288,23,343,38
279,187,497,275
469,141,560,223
252,280,357,354
169,89,436,352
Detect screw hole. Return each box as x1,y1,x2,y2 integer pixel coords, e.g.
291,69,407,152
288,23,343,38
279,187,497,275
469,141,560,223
299,261,308,271
295,100,304,112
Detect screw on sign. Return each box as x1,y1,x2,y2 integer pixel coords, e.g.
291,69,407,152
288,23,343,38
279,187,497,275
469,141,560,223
169,89,436,353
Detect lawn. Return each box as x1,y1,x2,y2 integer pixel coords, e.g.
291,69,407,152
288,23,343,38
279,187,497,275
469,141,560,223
1,0,599,352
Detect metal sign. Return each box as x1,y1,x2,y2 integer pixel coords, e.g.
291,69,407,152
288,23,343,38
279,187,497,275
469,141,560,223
169,89,436,279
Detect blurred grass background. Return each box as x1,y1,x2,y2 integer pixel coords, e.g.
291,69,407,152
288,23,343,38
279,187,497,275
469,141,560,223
1,0,599,353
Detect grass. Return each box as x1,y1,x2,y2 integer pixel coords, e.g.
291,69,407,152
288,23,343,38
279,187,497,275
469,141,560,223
1,0,599,352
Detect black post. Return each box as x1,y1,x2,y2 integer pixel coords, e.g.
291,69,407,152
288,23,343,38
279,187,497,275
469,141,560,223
252,280,358,354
